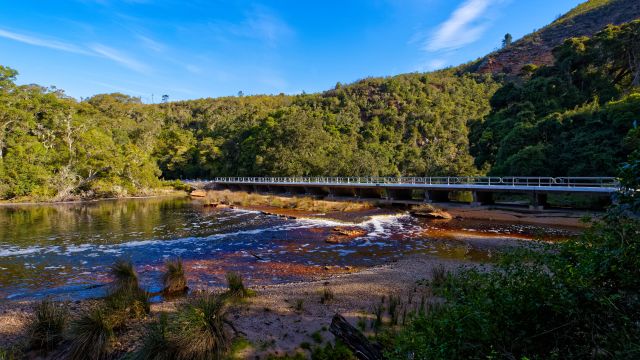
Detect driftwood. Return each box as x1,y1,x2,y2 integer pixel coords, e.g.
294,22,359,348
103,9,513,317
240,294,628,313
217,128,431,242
330,313,383,360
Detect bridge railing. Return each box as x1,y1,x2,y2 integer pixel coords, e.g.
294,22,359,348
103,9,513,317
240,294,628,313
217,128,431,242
203,176,619,188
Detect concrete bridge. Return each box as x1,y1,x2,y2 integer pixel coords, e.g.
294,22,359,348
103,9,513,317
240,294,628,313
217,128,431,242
193,176,620,210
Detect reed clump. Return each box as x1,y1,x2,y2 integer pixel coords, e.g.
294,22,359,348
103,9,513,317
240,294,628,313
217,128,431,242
225,271,255,299
162,258,188,296
27,298,68,352
134,293,231,360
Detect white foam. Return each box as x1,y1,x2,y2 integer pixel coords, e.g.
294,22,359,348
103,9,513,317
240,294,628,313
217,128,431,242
0,246,45,257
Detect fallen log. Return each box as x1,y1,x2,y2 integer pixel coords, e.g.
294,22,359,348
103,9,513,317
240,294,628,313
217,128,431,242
329,313,383,360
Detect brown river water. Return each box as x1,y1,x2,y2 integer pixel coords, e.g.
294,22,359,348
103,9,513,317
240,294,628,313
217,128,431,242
0,196,580,301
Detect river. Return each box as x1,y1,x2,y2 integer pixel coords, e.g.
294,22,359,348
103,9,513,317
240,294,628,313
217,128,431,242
0,196,578,301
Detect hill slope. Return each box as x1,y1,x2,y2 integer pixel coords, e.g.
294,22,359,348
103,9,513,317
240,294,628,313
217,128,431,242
469,0,640,75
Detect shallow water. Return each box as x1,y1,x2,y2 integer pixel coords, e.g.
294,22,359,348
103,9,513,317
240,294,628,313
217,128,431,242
0,196,579,301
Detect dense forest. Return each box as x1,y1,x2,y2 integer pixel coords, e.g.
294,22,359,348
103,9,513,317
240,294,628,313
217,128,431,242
470,20,640,176
0,19,638,201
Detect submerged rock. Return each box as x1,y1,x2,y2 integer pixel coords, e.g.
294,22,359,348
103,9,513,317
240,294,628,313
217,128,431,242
409,205,452,219
190,189,207,197
326,227,368,244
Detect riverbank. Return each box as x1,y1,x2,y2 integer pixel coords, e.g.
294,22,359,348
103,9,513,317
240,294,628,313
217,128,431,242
193,189,599,228
0,189,188,206
0,252,488,358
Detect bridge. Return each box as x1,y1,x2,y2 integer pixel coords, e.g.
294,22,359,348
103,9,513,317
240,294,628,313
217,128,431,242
195,176,620,209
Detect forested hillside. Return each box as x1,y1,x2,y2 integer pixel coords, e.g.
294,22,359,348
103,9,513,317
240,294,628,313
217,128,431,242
0,0,638,201
470,20,640,176
157,72,498,179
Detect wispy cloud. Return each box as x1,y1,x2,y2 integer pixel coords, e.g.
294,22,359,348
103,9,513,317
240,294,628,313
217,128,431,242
0,27,151,74
425,0,502,52
420,58,447,71
205,5,294,47
0,28,92,55
91,44,150,73
137,34,166,52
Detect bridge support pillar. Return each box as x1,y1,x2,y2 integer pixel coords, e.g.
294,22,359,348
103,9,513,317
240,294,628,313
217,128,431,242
267,186,286,194
529,192,548,210
329,187,357,198
358,187,383,199
387,189,413,201
287,186,306,195
239,184,254,193
471,191,494,207
304,186,328,197
426,190,449,203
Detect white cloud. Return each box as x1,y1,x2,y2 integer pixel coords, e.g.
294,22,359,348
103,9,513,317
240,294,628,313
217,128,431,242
0,28,91,55
90,43,150,73
425,0,500,52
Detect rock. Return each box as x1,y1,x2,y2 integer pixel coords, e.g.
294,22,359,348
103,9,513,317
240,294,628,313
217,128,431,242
410,209,452,220
190,189,207,197
326,226,367,243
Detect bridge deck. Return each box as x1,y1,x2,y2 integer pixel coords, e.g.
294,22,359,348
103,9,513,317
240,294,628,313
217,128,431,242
204,176,619,194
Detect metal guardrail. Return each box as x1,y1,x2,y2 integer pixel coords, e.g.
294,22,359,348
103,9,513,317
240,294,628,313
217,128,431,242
197,176,620,188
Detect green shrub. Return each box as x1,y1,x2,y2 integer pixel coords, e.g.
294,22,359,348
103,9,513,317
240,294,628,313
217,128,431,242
28,298,68,352
311,341,357,360
0,347,22,360
67,307,114,360
110,258,139,291
132,313,174,360
104,285,151,320
162,258,188,296
388,216,640,359
136,293,231,360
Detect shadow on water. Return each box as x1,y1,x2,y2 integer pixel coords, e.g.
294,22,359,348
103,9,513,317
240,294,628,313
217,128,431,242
0,197,580,301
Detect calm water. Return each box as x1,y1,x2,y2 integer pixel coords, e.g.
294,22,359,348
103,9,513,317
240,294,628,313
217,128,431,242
0,196,578,301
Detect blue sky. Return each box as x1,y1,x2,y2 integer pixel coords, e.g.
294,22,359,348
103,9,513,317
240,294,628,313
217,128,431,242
0,0,583,102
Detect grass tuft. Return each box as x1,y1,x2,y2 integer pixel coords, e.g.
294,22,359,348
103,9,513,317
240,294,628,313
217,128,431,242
225,271,254,299
110,258,139,291
28,298,68,352
162,258,188,296
320,287,334,304
431,264,448,288
132,313,174,360
170,293,231,359
67,307,114,360
135,293,231,360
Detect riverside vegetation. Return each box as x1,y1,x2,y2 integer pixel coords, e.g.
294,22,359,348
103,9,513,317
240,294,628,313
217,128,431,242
1,2,640,360
2,151,638,359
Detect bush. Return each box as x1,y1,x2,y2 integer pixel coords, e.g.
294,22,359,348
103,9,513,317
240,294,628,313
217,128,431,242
110,258,139,291
132,313,174,360
104,285,151,320
67,308,115,360
135,293,231,360
162,258,188,296
311,340,357,360
388,216,640,359
28,298,68,352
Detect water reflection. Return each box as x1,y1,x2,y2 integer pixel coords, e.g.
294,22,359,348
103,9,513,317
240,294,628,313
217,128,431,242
0,197,579,301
